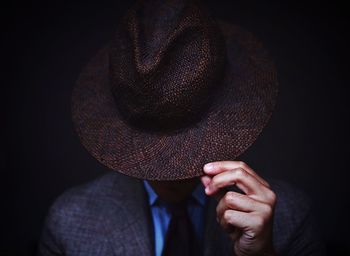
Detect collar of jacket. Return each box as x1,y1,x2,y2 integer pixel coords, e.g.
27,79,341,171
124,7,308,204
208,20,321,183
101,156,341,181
99,173,234,255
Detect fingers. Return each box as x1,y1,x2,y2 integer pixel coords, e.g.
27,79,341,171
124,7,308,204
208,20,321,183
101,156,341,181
216,191,272,218
216,191,273,222
219,209,253,232
202,161,276,204
219,210,269,239
204,167,268,200
217,192,274,238
204,161,270,188
202,161,276,252
200,175,211,187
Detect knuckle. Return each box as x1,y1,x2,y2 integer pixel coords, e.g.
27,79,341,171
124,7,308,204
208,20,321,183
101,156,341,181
244,230,258,240
261,204,273,216
266,190,277,205
223,210,232,223
237,161,247,169
224,193,231,204
234,168,247,178
224,192,235,205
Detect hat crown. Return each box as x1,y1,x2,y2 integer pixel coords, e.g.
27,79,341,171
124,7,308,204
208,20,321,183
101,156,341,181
109,0,226,131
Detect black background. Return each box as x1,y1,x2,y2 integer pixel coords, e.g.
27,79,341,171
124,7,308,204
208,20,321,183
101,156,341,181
2,0,350,255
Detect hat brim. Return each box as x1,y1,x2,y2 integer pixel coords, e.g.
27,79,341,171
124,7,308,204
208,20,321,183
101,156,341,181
71,22,278,181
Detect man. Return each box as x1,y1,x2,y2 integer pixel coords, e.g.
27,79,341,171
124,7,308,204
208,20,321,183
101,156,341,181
38,0,325,255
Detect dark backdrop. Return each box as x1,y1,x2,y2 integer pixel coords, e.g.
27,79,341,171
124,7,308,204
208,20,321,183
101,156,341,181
3,0,350,255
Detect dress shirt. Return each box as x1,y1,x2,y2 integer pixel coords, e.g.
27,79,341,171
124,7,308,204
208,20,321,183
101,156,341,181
143,180,207,256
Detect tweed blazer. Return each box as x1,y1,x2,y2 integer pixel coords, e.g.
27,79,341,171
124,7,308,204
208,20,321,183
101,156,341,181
38,172,325,255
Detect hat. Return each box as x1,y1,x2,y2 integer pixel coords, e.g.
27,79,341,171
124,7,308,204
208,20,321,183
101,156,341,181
71,0,278,180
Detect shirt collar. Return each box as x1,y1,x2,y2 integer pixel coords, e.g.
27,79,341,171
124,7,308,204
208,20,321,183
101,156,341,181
143,180,207,207
143,180,159,206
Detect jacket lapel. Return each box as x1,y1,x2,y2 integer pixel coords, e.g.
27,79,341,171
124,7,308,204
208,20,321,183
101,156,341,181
99,173,234,255
203,197,235,256
101,175,154,255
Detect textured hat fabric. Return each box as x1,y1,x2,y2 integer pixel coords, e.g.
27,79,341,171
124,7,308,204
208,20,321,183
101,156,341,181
71,0,278,180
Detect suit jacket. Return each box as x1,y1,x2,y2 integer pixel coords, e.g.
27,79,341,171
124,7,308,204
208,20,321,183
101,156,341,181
38,172,325,255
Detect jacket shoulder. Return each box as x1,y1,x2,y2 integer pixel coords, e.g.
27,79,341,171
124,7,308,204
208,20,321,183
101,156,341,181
48,172,139,228
38,172,138,255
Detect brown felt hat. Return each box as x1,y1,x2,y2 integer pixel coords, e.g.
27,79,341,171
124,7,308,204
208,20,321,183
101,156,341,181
71,0,278,180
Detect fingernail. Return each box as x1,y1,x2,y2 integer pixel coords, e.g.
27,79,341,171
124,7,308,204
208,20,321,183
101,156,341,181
205,186,210,194
204,163,214,172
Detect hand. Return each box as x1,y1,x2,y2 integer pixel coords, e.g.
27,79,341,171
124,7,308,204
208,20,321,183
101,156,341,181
201,161,277,256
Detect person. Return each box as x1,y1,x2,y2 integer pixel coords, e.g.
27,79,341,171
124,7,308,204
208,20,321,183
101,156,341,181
38,0,325,255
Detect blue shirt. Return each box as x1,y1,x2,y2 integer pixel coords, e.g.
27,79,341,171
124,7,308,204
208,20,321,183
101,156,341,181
143,181,207,256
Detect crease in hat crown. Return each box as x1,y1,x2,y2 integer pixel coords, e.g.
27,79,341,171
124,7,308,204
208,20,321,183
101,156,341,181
109,0,226,132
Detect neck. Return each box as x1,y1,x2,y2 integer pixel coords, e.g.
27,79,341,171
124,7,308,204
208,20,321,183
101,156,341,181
148,178,200,203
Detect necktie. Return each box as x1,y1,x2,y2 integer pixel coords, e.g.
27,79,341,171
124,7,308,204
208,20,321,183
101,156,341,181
162,201,195,256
